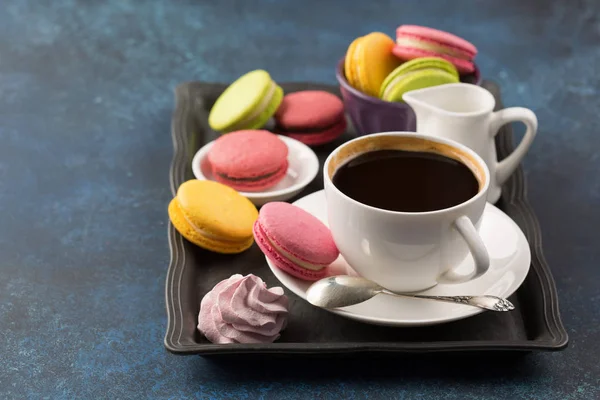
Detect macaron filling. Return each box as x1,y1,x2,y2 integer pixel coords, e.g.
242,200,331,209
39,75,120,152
256,222,326,271
215,165,286,183
228,81,276,131
396,37,472,60
350,40,367,93
265,236,325,271
285,128,344,146
382,71,419,99
275,118,343,134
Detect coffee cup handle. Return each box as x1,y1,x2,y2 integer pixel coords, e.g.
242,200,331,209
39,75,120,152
440,215,490,283
490,107,538,187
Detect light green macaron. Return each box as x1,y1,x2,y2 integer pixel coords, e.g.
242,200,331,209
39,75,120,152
208,70,284,133
379,57,459,102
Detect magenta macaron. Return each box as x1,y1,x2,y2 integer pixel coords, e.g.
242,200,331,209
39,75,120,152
274,91,346,146
392,25,478,74
208,130,289,192
253,202,340,281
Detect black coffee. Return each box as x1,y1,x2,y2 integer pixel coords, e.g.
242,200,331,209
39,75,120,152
332,149,479,212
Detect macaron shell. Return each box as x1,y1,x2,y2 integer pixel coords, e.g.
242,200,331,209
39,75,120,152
169,199,255,254
282,119,346,146
357,33,402,97
379,57,459,98
175,180,258,240
274,91,345,130
383,69,459,102
396,25,477,56
209,130,288,179
395,35,474,61
243,85,284,131
208,70,280,132
344,37,361,90
347,32,402,97
253,221,328,281
388,56,459,80
258,202,339,265
213,159,288,192
393,46,475,74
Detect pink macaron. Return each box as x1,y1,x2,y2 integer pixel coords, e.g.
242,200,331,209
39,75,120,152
253,202,340,281
274,91,346,146
208,130,289,192
392,25,478,74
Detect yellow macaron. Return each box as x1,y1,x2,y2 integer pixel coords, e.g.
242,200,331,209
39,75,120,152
344,32,402,97
168,180,258,254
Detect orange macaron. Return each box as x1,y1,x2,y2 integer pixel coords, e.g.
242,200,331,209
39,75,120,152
344,32,402,97
168,180,258,253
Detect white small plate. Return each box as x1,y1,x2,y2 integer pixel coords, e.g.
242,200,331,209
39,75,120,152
192,135,319,206
266,190,531,327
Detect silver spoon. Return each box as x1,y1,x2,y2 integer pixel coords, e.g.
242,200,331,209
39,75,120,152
306,275,514,312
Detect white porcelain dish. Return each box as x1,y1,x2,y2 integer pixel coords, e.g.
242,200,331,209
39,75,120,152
267,190,531,327
192,135,319,206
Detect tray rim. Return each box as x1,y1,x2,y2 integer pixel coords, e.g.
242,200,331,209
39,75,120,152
164,80,569,355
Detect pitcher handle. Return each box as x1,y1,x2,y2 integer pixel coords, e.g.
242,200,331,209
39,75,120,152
489,107,538,187
440,215,490,283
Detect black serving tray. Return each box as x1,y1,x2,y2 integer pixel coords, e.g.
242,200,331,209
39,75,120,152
164,80,568,355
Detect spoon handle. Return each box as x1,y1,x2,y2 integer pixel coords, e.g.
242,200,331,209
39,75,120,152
382,292,515,312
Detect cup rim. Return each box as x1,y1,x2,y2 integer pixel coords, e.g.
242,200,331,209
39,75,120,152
334,57,482,107
323,131,491,216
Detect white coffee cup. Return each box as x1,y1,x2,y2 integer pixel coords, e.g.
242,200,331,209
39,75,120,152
323,132,491,293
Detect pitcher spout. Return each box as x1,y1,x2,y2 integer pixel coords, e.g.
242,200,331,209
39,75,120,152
402,82,495,116
401,88,440,115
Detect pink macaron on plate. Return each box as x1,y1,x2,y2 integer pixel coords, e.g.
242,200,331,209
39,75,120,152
208,130,290,192
253,202,340,281
192,135,319,206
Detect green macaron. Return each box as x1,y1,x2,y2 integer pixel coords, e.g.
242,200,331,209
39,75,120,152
208,70,284,133
379,57,459,102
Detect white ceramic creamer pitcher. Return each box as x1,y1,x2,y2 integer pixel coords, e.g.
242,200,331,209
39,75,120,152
403,83,537,203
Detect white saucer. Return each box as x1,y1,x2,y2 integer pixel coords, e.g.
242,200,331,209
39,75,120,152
192,135,319,206
266,190,531,327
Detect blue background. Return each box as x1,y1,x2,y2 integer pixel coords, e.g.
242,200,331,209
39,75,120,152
1,1,599,398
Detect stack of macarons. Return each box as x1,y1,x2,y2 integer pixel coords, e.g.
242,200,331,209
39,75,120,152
208,70,346,147
344,25,477,102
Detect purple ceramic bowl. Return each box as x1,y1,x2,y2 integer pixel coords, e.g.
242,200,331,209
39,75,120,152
336,58,482,136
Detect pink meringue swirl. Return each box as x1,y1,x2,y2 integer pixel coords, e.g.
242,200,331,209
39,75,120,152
198,274,289,344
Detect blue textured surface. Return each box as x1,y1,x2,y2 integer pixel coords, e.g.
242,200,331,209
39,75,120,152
1,1,599,399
